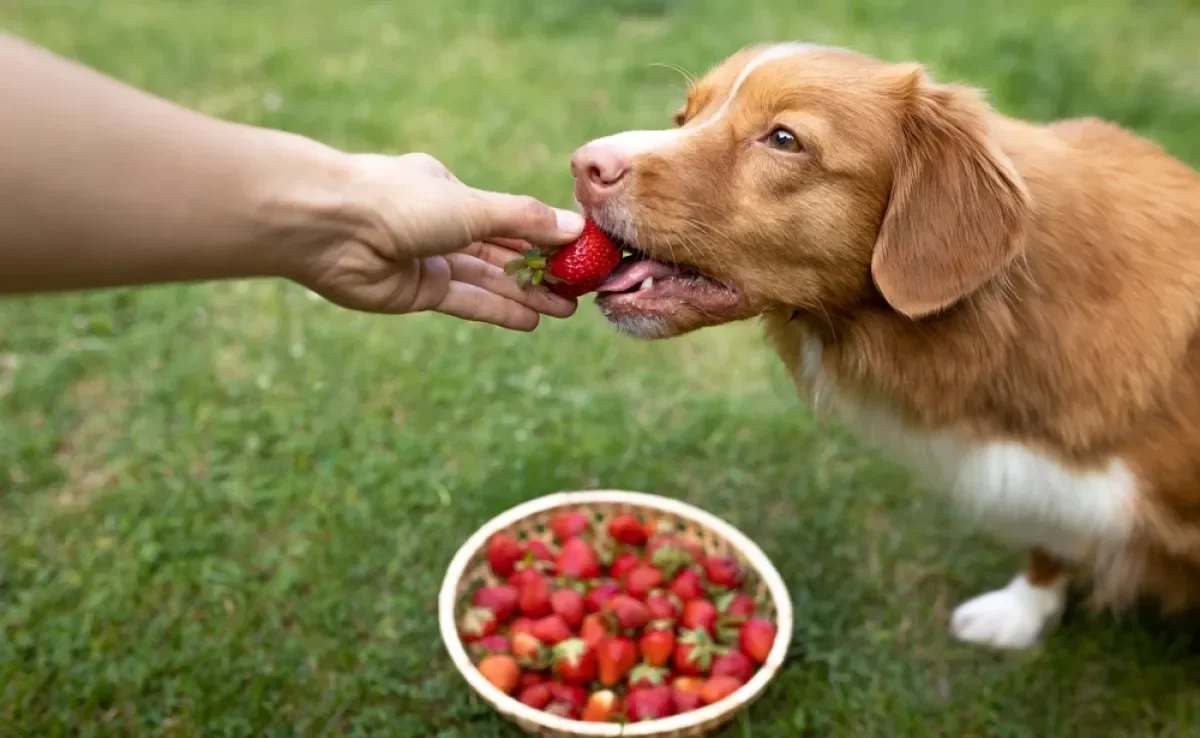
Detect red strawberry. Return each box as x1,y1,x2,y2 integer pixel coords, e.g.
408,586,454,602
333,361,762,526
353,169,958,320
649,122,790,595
518,671,545,690
547,681,589,712
609,552,641,583
510,616,536,638
471,585,518,624
702,555,746,589
625,684,675,721
553,638,597,683
672,676,705,713
638,623,676,668
700,675,744,705
477,654,520,694
607,513,648,546
524,540,556,568
596,636,638,687
531,615,572,646
550,588,585,628
627,663,669,691
604,594,650,632
549,510,590,543
506,220,622,298
473,634,511,656
507,566,541,589
486,533,524,579
739,618,777,664
517,573,552,618
646,590,681,622
512,631,546,668
625,563,664,600
720,592,757,620
667,569,707,603
580,613,609,649
585,582,622,613
582,689,622,722
459,607,497,642
681,599,719,636
556,538,601,580
711,650,754,682
517,682,552,709
673,628,717,676
647,535,704,567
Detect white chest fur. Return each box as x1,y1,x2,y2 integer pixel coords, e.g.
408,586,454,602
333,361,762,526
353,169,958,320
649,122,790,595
795,336,1137,560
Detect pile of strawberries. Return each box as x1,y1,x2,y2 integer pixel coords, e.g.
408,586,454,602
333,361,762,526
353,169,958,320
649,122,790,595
459,509,778,724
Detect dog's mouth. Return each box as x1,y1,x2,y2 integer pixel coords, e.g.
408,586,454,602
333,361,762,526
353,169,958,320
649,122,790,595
594,241,744,317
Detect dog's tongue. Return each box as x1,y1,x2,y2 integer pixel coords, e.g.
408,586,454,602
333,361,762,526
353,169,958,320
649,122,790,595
597,259,683,293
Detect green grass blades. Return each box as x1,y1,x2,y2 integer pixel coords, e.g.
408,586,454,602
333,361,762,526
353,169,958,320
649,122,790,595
3,0,1200,735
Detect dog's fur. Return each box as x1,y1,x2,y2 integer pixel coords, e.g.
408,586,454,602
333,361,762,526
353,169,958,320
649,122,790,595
574,43,1200,649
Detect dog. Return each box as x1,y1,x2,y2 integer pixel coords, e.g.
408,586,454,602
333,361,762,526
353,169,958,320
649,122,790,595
570,42,1200,649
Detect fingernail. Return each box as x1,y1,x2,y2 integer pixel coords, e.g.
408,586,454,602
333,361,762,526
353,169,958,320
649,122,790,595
555,208,585,236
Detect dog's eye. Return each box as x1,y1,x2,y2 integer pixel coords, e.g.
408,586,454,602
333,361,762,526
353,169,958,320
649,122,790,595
764,127,802,153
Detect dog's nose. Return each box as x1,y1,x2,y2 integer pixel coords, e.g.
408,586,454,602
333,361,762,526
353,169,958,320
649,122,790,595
571,142,629,208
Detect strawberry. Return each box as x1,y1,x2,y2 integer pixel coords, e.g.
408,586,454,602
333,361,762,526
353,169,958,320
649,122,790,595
667,569,707,603
596,636,638,687
625,684,675,721
477,654,520,695
711,650,754,682
646,590,681,622
507,566,542,589
556,538,602,580
512,631,547,668
702,555,746,589
719,592,757,620
700,675,744,705
681,599,719,636
549,588,585,628
549,510,590,543
473,634,511,656
517,682,552,709
524,540,556,569
625,563,664,600
674,628,717,677
517,572,552,618
580,613,609,649
585,582,622,613
506,219,622,298
638,623,676,668
471,585,518,624
607,513,648,546
672,676,705,713
531,615,572,646
547,681,589,712
609,552,641,583
459,607,497,643
553,638,597,684
603,594,651,632
486,533,524,579
518,671,545,690
510,616,536,638
647,534,704,569
627,663,669,691
739,618,777,664
582,689,622,722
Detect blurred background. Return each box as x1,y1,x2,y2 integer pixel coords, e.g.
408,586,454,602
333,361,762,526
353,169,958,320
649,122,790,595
2,0,1199,735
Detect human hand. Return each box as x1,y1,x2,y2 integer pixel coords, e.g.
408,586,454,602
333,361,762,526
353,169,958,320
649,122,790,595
298,152,585,330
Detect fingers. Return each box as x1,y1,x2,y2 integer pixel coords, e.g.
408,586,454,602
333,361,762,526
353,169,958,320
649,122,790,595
445,250,577,318
435,281,542,332
470,189,585,247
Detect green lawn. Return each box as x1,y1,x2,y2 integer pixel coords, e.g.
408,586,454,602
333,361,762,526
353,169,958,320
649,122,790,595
3,0,1200,736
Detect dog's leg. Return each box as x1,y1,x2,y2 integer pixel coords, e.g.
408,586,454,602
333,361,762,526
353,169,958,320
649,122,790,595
949,548,1069,649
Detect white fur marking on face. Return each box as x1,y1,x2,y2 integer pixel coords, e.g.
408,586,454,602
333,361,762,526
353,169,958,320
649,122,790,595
950,573,1067,649
581,42,816,161
793,332,1137,561
602,312,673,340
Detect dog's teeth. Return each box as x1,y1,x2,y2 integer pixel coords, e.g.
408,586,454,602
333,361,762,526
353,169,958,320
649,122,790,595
640,277,654,291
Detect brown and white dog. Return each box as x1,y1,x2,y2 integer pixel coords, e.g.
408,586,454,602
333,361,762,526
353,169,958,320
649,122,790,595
571,43,1200,649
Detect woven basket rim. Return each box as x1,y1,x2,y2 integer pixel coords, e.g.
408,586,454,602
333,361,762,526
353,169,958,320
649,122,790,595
438,489,794,737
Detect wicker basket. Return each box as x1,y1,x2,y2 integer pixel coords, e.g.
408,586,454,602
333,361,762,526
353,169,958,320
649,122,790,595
438,490,793,737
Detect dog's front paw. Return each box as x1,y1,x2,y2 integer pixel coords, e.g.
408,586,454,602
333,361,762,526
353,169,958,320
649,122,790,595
950,574,1065,650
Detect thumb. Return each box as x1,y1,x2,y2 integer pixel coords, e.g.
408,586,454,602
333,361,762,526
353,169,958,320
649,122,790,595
470,189,585,246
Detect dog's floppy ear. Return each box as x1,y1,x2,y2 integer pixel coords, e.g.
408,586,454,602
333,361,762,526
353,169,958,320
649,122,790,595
871,66,1030,319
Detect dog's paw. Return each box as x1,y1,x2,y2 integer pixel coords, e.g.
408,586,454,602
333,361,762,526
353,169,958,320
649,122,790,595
950,574,1065,650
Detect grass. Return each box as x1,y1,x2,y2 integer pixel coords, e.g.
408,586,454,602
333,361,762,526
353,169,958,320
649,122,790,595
3,0,1200,735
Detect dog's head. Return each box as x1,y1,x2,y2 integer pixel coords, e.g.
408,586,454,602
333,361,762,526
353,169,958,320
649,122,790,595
577,44,1029,338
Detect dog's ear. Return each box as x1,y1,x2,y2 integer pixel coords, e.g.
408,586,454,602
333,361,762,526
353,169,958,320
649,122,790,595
871,66,1030,319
